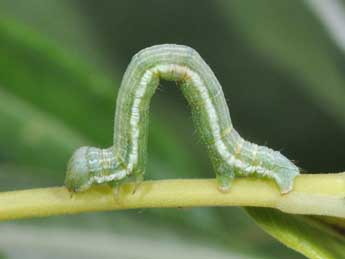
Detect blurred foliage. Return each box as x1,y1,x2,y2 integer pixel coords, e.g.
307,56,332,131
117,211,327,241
247,208,345,259
0,1,344,259
220,0,345,130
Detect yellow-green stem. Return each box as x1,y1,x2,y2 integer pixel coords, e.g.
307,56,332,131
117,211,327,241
0,173,344,221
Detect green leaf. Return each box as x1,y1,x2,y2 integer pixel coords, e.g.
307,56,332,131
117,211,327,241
0,18,117,142
0,89,86,174
246,208,345,259
0,0,107,68
218,0,345,128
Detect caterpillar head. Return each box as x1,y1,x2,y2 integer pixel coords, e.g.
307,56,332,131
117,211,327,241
65,146,92,192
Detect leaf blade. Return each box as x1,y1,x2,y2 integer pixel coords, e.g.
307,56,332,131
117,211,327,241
246,208,345,259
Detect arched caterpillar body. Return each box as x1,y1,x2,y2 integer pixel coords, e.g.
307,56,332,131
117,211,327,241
65,44,299,193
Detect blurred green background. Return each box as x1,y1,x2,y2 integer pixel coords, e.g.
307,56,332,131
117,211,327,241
0,1,344,258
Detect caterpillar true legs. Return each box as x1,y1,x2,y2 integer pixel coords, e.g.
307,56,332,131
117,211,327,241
65,44,299,194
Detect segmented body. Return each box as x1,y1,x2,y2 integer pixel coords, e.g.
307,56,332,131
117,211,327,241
65,44,299,193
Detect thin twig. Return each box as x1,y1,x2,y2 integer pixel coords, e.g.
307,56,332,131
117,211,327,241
0,173,344,221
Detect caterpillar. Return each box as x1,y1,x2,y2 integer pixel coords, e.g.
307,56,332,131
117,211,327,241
65,44,299,194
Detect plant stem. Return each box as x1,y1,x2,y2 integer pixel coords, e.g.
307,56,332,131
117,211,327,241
0,173,344,221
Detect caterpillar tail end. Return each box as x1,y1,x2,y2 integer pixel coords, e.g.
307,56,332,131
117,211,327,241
215,159,300,194
274,167,300,194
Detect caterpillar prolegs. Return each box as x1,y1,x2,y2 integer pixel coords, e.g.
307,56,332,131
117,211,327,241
65,44,299,194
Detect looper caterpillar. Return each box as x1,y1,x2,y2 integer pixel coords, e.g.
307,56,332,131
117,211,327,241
65,44,299,194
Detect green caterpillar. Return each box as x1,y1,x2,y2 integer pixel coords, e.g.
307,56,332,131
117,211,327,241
65,44,299,193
